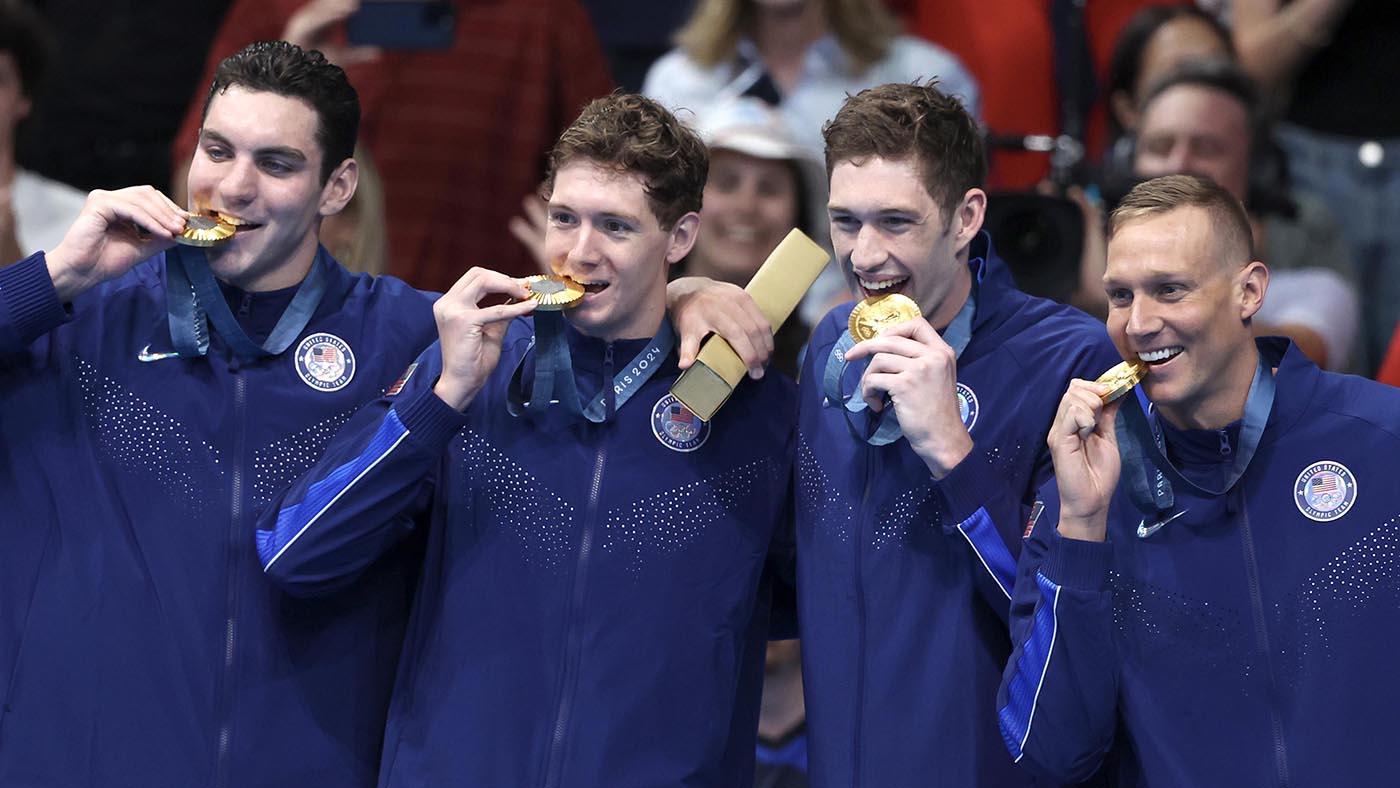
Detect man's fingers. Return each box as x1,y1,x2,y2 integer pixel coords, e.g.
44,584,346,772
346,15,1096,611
477,298,537,326
844,333,932,362
860,371,892,413
677,331,701,370
867,316,940,344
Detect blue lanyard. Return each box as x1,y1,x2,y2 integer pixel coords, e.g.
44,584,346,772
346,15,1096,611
506,309,675,422
164,245,329,360
820,280,977,446
1116,355,1275,519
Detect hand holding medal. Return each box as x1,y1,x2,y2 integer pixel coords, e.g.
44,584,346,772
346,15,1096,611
432,267,537,411
839,295,972,478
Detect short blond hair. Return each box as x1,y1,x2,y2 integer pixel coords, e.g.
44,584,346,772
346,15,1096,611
1109,174,1254,262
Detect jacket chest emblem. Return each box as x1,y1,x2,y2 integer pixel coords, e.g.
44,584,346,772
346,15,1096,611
651,394,709,452
1294,460,1357,522
295,333,356,392
957,382,979,431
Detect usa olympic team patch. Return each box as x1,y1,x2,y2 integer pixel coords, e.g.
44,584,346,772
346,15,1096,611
1294,461,1357,522
651,394,709,452
956,382,979,431
295,333,356,392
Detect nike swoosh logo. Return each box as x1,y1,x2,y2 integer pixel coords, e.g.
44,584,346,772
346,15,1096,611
137,344,181,363
1137,509,1189,539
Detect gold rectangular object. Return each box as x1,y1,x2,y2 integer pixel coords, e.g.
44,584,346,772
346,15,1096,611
671,228,830,421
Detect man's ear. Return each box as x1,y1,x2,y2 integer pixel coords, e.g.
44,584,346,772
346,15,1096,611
952,188,987,251
318,158,359,217
1238,260,1268,321
664,211,701,264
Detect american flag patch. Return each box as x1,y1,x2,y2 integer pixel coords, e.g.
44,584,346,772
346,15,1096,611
1310,473,1339,494
386,363,418,397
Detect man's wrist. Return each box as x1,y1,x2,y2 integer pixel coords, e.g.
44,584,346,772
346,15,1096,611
432,377,475,413
44,250,90,304
915,432,974,480
1057,513,1108,542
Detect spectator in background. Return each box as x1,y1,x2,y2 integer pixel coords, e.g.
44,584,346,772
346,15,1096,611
1103,4,1233,170
889,0,1187,189
172,0,614,292
1234,0,1400,374
643,0,979,162
577,0,697,91
320,144,387,275
16,0,234,191
687,96,828,378
1090,60,1361,371
0,0,84,260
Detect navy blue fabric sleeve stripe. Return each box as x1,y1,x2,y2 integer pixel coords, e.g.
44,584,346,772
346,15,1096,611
998,570,1061,760
257,409,410,569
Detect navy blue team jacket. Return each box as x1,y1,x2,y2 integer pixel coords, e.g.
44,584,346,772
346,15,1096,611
999,338,1400,786
795,234,1122,787
0,250,436,787
255,318,797,787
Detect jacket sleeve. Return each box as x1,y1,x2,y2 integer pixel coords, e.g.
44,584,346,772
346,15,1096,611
0,253,71,358
996,488,1120,783
255,345,465,597
931,437,1055,620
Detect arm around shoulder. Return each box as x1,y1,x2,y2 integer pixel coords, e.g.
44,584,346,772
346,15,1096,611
256,349,470,596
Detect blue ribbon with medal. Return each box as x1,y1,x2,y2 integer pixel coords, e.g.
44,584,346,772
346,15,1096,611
1115,356,1275,536
506,308,674,422
821,276,978,446
163,243,329,359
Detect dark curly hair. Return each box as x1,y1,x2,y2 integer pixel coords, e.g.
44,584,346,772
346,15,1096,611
544,93,708,230
201,41,359,184
822,80,985,220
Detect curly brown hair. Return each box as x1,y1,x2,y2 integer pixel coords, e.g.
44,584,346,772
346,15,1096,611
822,80,985,220
544,94,708,231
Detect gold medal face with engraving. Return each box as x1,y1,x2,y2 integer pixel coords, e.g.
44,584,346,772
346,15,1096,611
848,293,922,341
176,214,236,247
1096,360,1145,403
524,274,585,310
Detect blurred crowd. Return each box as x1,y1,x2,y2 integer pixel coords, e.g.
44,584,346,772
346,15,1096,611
2,0,1396,781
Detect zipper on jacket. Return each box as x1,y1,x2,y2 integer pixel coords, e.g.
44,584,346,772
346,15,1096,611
850,445,878,787
213,371,247,788
542,344,613,788
540,444,607,788
1238,499,1292,787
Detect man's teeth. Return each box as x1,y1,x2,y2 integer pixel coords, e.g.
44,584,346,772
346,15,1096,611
860,277,907,292
1138,347,1183,363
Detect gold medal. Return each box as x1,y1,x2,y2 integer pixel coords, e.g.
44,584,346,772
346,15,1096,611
176,214,236,247
847,293,922,341
524,274,585,310
1095,360,1145,403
